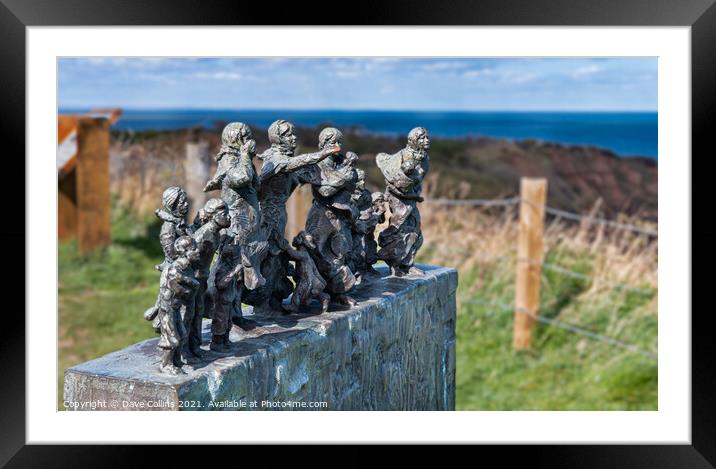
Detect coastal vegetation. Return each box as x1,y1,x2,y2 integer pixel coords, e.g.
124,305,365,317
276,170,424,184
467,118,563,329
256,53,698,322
58,127,658,410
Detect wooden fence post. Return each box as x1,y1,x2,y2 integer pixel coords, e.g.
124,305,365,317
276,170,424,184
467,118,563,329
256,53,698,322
75,117,111,253
513,178,547,350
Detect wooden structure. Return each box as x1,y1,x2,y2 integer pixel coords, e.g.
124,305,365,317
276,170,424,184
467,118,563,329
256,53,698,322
513,178,547,350
58,109,121,253
285,184,312,241
184,141,211,220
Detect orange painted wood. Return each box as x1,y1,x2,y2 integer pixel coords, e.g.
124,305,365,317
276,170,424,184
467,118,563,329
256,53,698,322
58,115,78,144
58,170,78,240
75,117,112,253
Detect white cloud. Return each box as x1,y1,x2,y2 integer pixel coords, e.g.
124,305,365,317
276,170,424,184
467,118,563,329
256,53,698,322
462,68,497,78
78,57,172,69
335,70,361,78
194,71,242,80
58,57,657,111
508,72,539,84
420,61,471,72
462,68,538,84
136,72,177,84
572,64,603,78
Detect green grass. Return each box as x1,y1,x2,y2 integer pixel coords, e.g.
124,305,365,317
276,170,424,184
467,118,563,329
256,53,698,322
58,203,161,410
59,202,657,411
422,250,658,411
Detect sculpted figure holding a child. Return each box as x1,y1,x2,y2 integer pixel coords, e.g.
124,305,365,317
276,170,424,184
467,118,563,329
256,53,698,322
146,121,431,373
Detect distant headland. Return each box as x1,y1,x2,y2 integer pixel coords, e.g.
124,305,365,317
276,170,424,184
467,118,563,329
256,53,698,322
60,108,658,159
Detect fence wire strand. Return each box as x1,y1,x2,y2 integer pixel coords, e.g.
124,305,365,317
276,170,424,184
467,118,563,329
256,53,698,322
425,247,656,296
422,196,657,237
423,197,520,207
422,193,657,360
461,298,657,360
517,258,656,295
543,205,658,237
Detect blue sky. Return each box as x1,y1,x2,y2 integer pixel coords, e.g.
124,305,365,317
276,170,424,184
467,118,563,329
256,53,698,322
58,58,657,111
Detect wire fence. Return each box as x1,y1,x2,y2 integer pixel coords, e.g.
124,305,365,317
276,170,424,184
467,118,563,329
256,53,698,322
423,192,657,360
526,258,656,296
429,245,656,297
543,205,658,237
461,297,657,360
424,196,520,207
424,196,658,237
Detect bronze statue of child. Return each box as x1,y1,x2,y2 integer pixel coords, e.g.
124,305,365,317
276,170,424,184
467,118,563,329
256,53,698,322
322,150,361,219
285,231,330,314
360,191,387,276
188,198,231,356
209,241,243,352
144,186,191,330
157,236,201,375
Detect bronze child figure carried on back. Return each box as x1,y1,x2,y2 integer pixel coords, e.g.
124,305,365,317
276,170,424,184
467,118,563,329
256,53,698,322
285,231,330,314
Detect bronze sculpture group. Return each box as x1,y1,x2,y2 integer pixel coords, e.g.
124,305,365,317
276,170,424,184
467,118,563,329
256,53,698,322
145,121,430,374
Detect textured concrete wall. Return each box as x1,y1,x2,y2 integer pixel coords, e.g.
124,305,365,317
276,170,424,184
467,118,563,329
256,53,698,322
64,265,457,411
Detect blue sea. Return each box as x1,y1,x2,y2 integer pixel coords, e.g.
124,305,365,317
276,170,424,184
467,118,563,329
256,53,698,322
65,109,658,158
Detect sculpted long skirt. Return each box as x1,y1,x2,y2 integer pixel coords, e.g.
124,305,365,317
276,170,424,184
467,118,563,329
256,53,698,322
157,303,188,351
304,203,357,295
378,191,423,270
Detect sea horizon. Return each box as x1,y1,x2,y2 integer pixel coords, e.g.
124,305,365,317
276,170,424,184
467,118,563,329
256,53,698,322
60,108,658,159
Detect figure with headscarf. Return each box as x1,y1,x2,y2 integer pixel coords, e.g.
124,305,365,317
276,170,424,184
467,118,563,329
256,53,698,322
144,187,192,331
204,122,267,291
376,127,430,277
154,186,191,272
243,120,340,312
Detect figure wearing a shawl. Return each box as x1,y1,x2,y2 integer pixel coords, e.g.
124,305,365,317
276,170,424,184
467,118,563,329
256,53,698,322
303,127,363,305
244,120,340,312
376,127,430,277
155,186,191,272
144,187,192,332
204,122,267,292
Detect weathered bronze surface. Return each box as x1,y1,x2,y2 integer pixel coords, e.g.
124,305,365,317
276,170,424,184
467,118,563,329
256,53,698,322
377,127,430,277
67,265,457,410
142,122,433,374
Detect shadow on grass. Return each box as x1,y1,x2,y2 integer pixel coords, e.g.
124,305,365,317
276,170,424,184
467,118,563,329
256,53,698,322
539,266,591,319
112,217,164,260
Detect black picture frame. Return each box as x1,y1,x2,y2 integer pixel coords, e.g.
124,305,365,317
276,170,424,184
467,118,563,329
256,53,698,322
2,0,712,465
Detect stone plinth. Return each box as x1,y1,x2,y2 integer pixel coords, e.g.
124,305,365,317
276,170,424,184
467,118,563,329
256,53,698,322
63,265,457,411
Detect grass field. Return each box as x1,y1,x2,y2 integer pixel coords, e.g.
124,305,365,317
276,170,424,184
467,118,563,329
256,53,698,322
58,204,160,410
58,201,657,411
420,204,657,410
